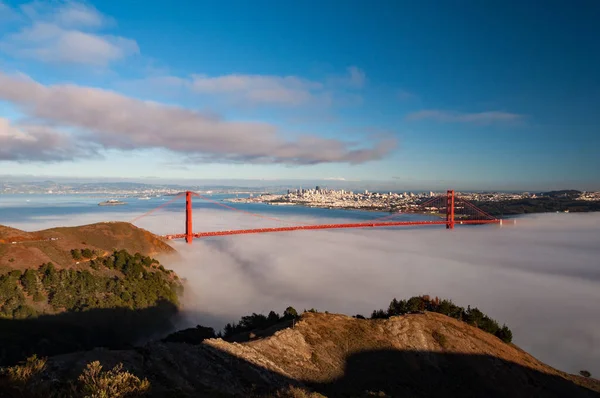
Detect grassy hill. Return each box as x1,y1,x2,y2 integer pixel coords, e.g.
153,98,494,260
0,223,182,366
0,222,175,273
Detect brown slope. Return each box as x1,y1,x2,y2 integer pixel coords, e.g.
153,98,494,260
0,222,175,271
24,312,600,397
0,225,38,242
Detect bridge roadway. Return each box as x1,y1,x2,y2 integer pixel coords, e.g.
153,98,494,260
163,219,501,239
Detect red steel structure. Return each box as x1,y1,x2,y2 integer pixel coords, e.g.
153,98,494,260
446,189,455,229
141,190,501,243
185,191,193,244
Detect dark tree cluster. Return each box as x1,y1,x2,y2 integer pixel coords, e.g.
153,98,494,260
163,325,218,345
71,248,103,260
223,306,299,338
371,295,513,343
0,250,180,320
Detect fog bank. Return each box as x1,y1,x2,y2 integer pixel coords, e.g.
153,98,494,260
164,212,600,376
5,209,600,376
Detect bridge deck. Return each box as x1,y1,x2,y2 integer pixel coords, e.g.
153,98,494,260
164,219,500,239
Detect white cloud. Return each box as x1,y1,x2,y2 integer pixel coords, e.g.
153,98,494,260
190,74,323,106
0,71,394,164
406,110,523,124
0,1,138,66
0,117,86,161
19,1,109,28
138,66,367,107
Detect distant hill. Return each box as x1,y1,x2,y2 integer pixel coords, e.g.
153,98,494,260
541,190,582,198
6,311,599,397
0,222,175,272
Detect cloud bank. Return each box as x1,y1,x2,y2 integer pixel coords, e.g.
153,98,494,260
0,1,138,66
0,117,88,161
0,71,394,164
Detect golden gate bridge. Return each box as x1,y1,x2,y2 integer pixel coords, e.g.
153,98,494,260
131,190,501,244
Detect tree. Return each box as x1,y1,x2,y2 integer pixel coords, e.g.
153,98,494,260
495,325,513,343
39,262,58,287
267,310,280,323
283,306,298,319
579,370,592,378
388,298,408,316
406,296,425,313
20,269,38,296
71,249,82,260
81,248,94,259
371,309,387,319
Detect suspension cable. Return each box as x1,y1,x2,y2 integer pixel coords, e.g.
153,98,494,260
129,192,186,224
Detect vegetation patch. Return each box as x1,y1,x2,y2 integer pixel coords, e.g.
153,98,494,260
0,250,182,366
432,330,448,348
0,250,180,320
224,306,299,338
370,295,513,343
0,356,150,398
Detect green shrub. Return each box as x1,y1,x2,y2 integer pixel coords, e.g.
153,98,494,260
71,249,82,260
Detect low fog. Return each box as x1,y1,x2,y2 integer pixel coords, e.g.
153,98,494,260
6,208,600,376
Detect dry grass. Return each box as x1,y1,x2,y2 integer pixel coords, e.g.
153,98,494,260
275,386,327,398
4,354,47,384
0,222,174,270
78,361,150,398
432,330,448,349
1,356,150,398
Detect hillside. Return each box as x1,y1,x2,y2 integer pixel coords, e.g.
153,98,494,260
0,222,181,366
6,312,599,397
0,222,175,272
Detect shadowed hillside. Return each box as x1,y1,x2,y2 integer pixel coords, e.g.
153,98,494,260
0,222,175,271
0,300,178,367
2,311,598,397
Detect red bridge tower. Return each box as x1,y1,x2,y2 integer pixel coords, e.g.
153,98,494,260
185,191,193,244
446,189,455,229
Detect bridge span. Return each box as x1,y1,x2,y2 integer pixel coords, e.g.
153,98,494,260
131,190,501,244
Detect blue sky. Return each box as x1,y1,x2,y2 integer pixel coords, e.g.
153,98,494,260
0,0,598,190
